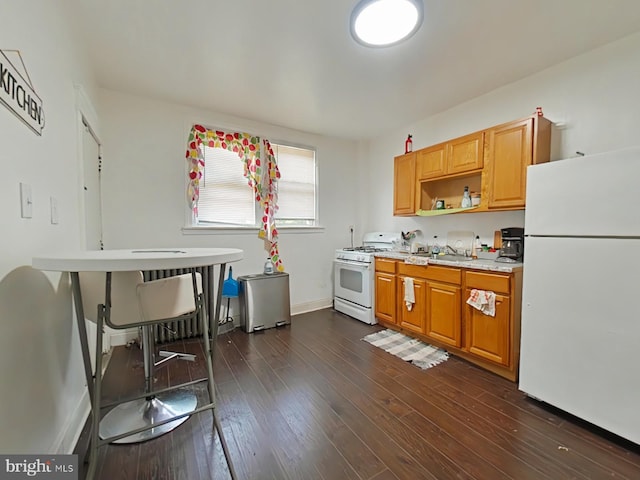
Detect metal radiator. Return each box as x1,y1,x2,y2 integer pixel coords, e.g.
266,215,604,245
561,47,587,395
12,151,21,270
144,265,215,344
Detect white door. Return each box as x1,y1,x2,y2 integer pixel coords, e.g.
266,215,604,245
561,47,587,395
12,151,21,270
83,120,103,250
81,119,111,363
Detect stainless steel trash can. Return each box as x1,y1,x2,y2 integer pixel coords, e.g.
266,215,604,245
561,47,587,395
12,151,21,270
238,272,291,333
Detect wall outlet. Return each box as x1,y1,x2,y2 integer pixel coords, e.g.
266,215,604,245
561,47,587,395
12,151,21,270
20,183,32,218
349,225,354,233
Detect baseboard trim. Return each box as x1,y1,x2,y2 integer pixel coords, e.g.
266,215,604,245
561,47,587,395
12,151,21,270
291,298,333,316
60,351,114,454
110,328,138,347
51,389,90,454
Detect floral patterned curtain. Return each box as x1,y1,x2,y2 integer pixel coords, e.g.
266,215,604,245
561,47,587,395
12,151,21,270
185,124,284,271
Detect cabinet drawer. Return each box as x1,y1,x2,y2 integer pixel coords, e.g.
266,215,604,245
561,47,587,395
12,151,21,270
398,263,461,284
465,271,510,294
375,258,397,273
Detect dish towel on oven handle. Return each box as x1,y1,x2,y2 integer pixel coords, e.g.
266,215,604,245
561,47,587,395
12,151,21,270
404,277,415,311
466,289,496,316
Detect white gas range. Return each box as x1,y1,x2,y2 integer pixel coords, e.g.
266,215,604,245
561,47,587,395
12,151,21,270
333,232,400,324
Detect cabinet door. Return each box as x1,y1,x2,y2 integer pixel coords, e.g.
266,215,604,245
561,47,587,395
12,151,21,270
416,144,446,180
487,118,533,208
375,272,397,324
425,281,461,347
398,277,426,334
393,152,416,215
465,290,511,366
447,132,484,175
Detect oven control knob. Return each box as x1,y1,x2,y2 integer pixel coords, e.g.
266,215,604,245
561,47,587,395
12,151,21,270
357,255,364,262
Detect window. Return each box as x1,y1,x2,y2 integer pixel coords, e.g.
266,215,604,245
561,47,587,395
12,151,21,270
196,141,317,227
271,144,316,226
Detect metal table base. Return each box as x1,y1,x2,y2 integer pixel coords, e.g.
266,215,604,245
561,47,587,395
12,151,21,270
99,390,197,443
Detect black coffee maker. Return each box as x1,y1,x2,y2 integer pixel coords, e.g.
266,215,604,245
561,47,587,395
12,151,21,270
497,227,525,263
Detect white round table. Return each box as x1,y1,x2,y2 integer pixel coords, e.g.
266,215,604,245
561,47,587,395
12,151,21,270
33,247,243,272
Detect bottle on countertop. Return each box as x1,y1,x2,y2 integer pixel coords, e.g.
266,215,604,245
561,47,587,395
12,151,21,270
461,185,472,208
263,257,274,275
472,235,480,259
430,235,441,258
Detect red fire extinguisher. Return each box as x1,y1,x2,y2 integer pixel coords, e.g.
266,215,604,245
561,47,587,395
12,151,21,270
405,134,413,154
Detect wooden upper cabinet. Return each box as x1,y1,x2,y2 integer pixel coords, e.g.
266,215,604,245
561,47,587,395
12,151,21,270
393,114,550,216
416,144,446,180
447,131,484,175
416,132,483,181
487,118,532,208
487,116,551,209
393,152,416,215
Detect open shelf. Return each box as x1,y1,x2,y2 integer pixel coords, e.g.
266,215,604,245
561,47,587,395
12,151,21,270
418,172,482,213
416,206,480,216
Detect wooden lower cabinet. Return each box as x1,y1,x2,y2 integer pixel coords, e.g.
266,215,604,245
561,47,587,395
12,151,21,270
373,258,522,381
398,277,426,334
465,289,510,365
375,272,397,324
425,281,461,347
374,258,399,324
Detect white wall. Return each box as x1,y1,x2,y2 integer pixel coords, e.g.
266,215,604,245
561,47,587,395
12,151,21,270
97,90,362,313
362,31,640,247
0,2,98,453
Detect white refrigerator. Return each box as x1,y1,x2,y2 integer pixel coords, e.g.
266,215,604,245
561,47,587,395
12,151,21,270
519,146,640,445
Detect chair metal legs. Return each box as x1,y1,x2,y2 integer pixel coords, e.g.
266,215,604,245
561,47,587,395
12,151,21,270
77,267,237,480
201,284,238,479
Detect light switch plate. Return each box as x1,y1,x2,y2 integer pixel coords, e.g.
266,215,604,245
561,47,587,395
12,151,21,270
20,183,33,218
50,196,59,224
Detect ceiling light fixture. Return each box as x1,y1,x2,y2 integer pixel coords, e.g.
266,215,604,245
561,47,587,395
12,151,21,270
350,0,423,48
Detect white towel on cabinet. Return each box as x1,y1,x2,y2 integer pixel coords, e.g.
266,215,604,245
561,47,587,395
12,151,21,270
404,277,415,311
466,289,496,316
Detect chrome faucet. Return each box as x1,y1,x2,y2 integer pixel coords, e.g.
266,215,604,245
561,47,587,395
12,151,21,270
445,244,460,255
445,244,471,257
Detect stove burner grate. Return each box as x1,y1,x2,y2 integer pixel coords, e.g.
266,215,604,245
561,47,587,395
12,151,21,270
342,246,388,253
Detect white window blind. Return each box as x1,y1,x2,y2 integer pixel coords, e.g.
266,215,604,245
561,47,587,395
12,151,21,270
272,144,316,225
197,146,255,225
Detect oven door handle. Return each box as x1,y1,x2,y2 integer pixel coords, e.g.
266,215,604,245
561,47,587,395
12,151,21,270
334,259,372,269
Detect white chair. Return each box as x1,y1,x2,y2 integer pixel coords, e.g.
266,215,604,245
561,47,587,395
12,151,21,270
78,270,237,479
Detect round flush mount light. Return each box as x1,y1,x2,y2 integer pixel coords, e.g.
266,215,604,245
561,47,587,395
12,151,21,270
350,0,424,47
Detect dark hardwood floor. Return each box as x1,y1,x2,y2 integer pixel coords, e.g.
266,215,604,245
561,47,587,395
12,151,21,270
77,308,640,479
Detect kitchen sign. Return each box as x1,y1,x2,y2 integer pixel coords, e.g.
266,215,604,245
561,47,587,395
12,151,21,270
0,49,45,135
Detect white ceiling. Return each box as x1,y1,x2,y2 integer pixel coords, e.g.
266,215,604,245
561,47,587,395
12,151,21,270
64,0,640,140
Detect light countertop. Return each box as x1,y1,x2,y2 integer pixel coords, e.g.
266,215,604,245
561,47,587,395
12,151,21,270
375,251,523,273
